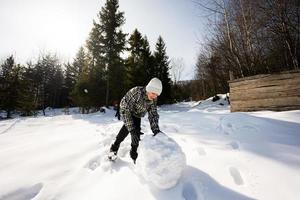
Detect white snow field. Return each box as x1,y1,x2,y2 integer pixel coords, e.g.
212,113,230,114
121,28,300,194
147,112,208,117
0,95,300,200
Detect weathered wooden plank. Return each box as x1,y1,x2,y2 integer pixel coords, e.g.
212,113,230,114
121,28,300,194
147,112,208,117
231,105,300,112
230,83,300,94
229,70,300,112
230,72,300,82
230,89,300,101
230,85,300,94
228,70,300,83
231,96,300,108
229,75,300,89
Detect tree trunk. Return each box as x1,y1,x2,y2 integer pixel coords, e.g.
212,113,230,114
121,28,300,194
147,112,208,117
222,0,244,77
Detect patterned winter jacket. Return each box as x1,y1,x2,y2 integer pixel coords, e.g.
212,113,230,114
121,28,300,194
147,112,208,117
120,86,160,134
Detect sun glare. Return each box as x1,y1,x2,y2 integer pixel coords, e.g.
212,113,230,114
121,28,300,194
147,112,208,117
30,3,82,59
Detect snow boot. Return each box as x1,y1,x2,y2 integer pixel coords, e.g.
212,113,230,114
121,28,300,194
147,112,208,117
108,151,118,161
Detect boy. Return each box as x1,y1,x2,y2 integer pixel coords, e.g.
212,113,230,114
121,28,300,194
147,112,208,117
109,78,162,163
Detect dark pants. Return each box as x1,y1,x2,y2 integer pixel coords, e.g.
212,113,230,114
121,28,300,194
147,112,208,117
110,116,141,153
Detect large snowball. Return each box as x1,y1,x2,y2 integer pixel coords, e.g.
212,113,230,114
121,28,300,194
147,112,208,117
136,133,186,189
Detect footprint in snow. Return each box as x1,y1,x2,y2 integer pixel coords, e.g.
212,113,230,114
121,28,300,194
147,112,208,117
228,141,239,150
222,123,232,135
229,167,244,185
182,182,198,200
227,123,233,128
0,183,43,200
85,155,102,170
223,131,230,135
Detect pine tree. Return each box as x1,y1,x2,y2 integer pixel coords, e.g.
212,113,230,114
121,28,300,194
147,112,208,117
64,62,75,106
72,47,86,78
65,47,87,106
88,62,107,107
34,54,64,115
125,29,147,89
86,0,127,105
18,62,37,116
125,31,155,91
0,56,23,118
153,36,172,104
71,74,92,114
33,57,47,115
141,36,154,83
48,66,64,108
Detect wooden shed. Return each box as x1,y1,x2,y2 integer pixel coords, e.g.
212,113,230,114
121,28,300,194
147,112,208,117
228,70,300,112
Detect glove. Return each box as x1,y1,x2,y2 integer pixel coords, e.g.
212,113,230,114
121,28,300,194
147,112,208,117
130,145,138,163
130,130,140,146
153,129,161,137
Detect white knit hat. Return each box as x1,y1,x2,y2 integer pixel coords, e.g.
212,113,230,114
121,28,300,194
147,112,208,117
146,78,162,96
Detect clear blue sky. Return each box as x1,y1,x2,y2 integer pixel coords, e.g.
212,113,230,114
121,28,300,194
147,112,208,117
0,0,206,80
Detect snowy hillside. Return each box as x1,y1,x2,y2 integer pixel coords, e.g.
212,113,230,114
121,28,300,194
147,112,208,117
0,96,300,200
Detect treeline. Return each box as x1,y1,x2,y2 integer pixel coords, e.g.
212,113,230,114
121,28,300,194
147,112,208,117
192,0,300,99
0,0,179,118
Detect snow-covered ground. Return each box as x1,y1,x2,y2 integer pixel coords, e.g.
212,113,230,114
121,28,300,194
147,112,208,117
0,96,300,200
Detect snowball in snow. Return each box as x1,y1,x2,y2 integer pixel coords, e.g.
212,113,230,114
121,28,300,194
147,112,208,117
136,133,186,189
